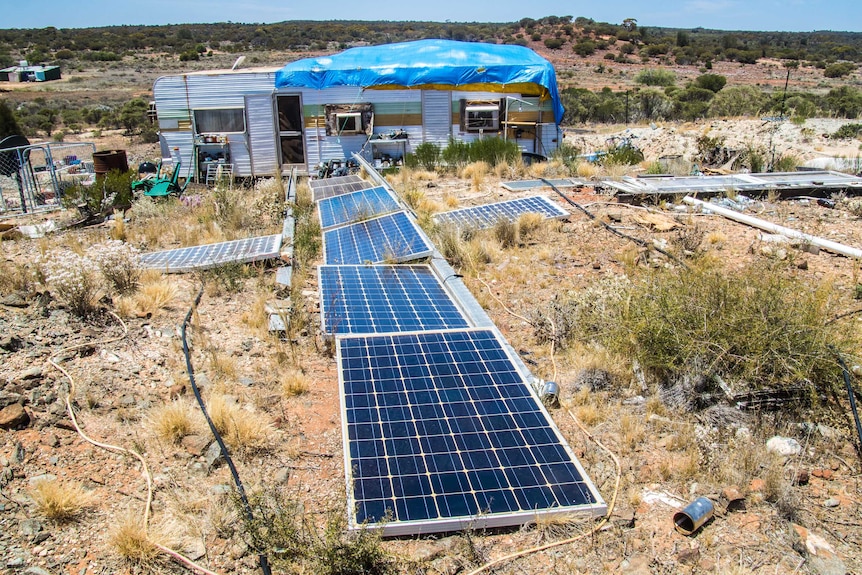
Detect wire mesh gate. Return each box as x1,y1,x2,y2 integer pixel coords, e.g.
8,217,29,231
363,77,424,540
0,142,97,215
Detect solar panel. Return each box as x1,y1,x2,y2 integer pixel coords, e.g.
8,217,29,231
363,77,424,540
323,211,433,265
319,265,470,335
338,328,606,536
139,234,282,273
502,179,587,192
318,186,401,230
435,196,569,230
310,175,373,202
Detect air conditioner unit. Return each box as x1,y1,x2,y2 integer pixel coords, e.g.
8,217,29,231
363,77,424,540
336,112,363,134
465,104,500,131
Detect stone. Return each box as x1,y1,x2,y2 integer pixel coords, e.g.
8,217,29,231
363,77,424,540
238,377,255,387
823,498,840,508
183,540,206,562
619,554,652,575
0,334,23,351
2,292,29,307
205,441,224,468
812,468,834,480
792,469,810,485
274,468,290,485
20,366,43,380
677,547,700,565
6,557,25,568
42,433,60,448
181,435,212,457
24,567,54,575
20,518,43,538
168,382,187,399
792,524,846,575
0,403,30,430
29,473,58,485
766,436,802,456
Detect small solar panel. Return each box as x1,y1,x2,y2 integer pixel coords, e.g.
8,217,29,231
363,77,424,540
323,211,433,265
501,178,586,192
338,328,606,536
139,234,282,273
310,175,373,202
319,265,470,335
318,186,401,230
435,196,569,230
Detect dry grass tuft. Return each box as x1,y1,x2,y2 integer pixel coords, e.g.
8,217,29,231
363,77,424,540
30,478,94,521
281,369,310,397
150,400,197,444
115,270,179,318
111,517,160,565
241,292,270,335
208,350,239,382
206,394,273,452
706,230,727,247
517,212,546,240
576,162,598,179
461,161,489,191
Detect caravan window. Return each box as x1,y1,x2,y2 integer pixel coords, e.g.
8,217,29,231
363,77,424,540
336,112,363,134
193,108,245,134
464,102,501,132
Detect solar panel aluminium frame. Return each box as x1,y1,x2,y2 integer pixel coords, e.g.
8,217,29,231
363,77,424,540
318,264,471,336
138,234,283,273
322,211,434,265
434,195,569,230
336,327,607,536
317,185,402,230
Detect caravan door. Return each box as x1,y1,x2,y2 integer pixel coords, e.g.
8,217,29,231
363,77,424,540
276,95,306,173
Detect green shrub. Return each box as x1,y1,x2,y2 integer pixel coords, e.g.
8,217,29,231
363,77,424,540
466,137,520,166
694,73,727,93
441,137,470,168
824,62,856,78
409,142,441,171
708,85,765,117
831,123,862,139
540,261,847,394
634,68,676,87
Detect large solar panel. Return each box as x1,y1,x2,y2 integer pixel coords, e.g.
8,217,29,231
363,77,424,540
318,186,401,230
502,178,587,192
319,265,470,335
338,329,606,536
435,196,569,229
139,234,282,273
310,175,373,202
323,211,433,265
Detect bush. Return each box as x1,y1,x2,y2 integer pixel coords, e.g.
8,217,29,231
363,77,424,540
38,251,102,318
466,137,520,166
831,123,862,139
694,73,727,93
545,261,847,393
634,68,676,87
441,137,470,168
408,142,441,171
824,62,856,78
708,85,765,117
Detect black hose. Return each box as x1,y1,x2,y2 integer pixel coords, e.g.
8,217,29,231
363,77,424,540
829,346,862,462
540,178,689,269
181,285,272,575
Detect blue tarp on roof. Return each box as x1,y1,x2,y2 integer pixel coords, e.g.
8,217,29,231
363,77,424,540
274,39,564,125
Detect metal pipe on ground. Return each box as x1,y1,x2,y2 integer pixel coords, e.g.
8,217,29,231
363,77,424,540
682,196,862,259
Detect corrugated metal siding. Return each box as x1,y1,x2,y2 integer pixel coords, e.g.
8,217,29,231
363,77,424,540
245,94,278,177
184,72,275,109
160,132,195,180
227,134,252,176
422,91,452,146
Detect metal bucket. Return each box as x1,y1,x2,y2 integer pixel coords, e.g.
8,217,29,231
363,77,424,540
540,381,560,408
93,149,128,175
673,497,714,535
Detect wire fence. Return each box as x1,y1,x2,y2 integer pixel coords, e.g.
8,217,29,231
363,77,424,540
0,142,97,215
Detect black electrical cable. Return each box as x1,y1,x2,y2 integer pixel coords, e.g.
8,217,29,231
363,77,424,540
829,345,862,462
181,285,272,575
540,178,689,269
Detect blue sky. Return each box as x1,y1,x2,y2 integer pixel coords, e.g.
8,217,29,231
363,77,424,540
2,0,860,32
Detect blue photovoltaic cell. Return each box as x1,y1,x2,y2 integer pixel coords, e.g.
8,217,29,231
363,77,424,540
435,196,568,230
323,211,433,265
139,234,282,273
338,329,605,535
318,186,401,229
319,265,469,335
310,175,372,202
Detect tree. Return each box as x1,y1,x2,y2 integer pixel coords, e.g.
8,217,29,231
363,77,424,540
708,85,765,117
622,18,637,32
0,100,23,139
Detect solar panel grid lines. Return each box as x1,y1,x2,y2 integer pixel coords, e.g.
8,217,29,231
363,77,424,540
317,186,402,230
434,196,569,230
337,328,606,536
309,174,373,201
138,234,283,273
318,265,470,336
322,211,433,265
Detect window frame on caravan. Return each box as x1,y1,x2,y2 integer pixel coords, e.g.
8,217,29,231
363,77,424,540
464,102,501,132
192,108,246,134
335,112,363,134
